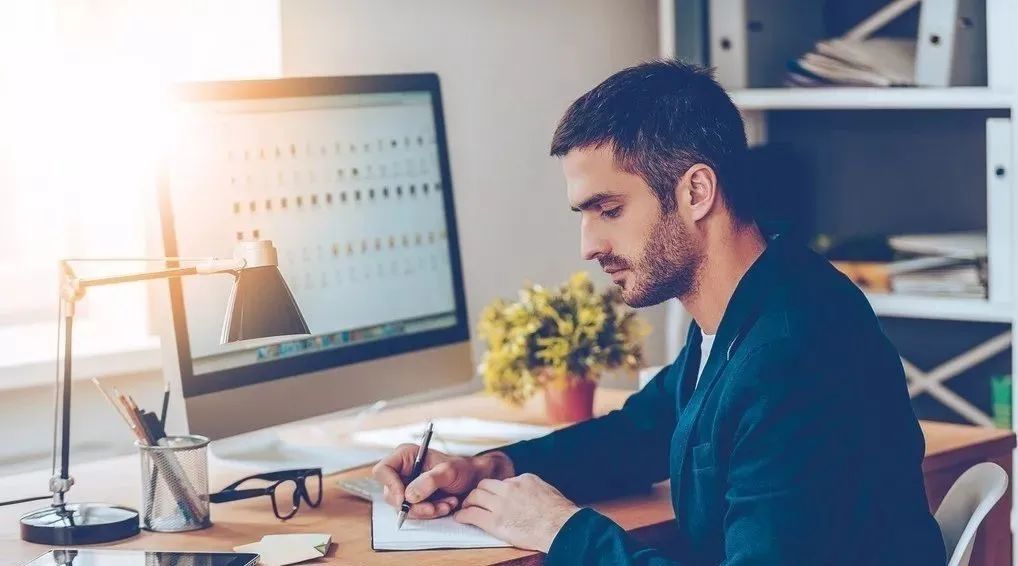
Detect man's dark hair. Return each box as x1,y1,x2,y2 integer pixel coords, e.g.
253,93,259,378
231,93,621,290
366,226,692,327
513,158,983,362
550,59,752,223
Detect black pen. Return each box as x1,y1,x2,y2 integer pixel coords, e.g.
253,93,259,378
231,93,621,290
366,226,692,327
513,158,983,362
159,382,170,427
397,421,434,529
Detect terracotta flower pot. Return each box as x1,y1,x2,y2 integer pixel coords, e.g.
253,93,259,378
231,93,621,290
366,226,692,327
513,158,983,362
543,376,596,423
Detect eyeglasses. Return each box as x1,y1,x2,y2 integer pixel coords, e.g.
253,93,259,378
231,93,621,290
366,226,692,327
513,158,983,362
209,468,322,520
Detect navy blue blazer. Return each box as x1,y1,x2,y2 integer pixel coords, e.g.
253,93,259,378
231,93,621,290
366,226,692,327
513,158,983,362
500,236,946,565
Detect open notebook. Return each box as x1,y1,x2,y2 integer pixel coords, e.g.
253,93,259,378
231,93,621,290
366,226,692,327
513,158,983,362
342,477,510,551
372,498,511,551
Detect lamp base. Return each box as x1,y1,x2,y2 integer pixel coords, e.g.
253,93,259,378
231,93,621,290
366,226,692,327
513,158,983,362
20,502,139,545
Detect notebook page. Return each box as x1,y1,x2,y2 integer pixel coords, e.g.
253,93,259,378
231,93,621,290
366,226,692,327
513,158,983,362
371,497,510,550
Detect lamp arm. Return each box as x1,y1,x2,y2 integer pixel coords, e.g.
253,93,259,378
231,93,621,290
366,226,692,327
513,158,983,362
71,258,246,291
50,256,245,503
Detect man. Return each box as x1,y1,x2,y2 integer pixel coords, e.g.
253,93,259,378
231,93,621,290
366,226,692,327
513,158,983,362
373,60,946,565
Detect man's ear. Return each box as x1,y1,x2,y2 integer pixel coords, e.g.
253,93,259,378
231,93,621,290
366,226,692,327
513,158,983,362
683,164,718,222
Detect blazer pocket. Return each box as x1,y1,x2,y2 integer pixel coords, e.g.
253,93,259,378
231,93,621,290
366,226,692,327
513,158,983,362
691,441,715,472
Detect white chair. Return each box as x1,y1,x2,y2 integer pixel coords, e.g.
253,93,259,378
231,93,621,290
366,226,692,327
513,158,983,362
934,462,1009,566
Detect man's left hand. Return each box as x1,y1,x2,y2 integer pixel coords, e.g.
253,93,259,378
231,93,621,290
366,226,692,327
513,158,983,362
453,473,581,552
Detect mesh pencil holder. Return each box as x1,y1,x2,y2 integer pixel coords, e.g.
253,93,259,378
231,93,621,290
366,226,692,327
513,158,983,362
137,434,212,532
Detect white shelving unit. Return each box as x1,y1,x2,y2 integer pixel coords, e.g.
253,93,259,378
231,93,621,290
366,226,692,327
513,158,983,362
864,293,1013,323
660,0,1018,554
728,78,1016,429
729,87,1012,111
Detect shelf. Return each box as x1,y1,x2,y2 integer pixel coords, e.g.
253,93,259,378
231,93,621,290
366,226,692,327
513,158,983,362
729,87,1013,111
865,293,1013,323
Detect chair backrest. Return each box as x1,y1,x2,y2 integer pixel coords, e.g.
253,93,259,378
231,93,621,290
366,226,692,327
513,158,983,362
934,462,1008,566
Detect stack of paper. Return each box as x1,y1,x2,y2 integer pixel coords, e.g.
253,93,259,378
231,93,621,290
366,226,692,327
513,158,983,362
787,37,917,87
234,533,332,566
351,418,553,456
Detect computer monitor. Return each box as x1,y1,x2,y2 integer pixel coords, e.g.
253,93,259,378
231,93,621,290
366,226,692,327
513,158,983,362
158,74,474,463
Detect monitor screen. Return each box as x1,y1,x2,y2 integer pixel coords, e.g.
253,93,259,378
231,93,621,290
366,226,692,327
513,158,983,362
161,75,468,399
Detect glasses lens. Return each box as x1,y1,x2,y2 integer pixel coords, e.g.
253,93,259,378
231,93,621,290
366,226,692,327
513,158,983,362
302,472,323,507
272,479,301,519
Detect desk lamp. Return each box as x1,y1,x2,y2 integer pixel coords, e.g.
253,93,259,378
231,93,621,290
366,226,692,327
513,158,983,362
19,240,309,545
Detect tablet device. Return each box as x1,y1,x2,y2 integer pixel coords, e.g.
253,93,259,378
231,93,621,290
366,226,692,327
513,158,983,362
26,549,259,566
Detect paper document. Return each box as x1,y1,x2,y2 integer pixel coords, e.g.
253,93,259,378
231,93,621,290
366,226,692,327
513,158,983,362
352,417,553,456
888,232,987,259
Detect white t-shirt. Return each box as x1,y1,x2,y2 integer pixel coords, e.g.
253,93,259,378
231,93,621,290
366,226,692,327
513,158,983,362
696,330,716,388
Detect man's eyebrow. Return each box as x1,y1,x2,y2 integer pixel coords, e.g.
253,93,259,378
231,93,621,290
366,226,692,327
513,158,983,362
570,192,619,212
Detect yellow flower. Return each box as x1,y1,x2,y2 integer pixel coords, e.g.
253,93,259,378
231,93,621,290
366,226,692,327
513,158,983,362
476,271,651,405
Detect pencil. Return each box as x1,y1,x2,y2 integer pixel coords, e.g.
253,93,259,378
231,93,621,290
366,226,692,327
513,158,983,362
124,394,141,414
113,388,150,444
91,378,134,430
160,382,170,428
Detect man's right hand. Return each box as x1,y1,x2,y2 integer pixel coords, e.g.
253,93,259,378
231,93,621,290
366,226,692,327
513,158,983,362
371,444,515,520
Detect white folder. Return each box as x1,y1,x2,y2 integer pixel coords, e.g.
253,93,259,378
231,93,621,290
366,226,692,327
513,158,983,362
915,0,987,86
708,0,748,88
708,0,825,89
986,117,1012,304
986,0,1014,89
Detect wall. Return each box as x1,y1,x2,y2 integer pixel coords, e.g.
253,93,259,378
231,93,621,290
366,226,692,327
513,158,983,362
0,0,284,476
280,0,668,378
0,2,666,477
0,373,165,475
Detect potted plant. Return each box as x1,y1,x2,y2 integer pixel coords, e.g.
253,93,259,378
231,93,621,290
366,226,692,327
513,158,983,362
477,272,649,423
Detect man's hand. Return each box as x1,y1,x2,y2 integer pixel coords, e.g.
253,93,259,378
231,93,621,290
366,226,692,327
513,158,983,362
454,473,581,552
371,445,515,520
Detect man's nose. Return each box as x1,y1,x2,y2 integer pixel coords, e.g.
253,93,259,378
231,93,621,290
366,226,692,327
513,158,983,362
580,220,610,261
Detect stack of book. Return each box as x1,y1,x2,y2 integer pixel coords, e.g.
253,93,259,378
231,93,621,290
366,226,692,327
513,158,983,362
831,232,987,299
886,233,987,298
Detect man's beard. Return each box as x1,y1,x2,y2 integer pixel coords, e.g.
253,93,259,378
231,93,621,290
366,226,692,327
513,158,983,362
599,212,702,308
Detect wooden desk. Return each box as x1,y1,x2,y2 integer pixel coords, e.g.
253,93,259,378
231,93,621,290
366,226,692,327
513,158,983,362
0,389,1014,566
0,389,675,566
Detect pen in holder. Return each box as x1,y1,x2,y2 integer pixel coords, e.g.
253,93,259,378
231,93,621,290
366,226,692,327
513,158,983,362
137,435,212,532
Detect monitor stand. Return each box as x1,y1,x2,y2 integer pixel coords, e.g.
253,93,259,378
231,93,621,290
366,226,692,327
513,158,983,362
209,426,393,475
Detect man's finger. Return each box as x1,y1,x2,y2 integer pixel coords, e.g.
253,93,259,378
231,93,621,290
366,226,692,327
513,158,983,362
461,488,499,512
407,500,437,519
454,506,495,533
405,462,455,503
434,500,454,517
372,462,405,507
476,478,509,496
437,495,459,510
405,493,459,519
379,444,418,473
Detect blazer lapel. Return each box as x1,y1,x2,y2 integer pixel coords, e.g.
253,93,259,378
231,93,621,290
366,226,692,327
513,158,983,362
670,344,737,528
676,322,703,412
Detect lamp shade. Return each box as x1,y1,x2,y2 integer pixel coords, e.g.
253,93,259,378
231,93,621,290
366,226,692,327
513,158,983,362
220,241,309,343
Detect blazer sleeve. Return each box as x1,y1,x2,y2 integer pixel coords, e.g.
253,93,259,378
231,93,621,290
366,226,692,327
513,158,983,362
497,359,681,503
543,508,693,566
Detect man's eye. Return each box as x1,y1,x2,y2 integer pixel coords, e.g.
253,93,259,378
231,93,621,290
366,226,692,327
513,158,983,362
601,207,622,219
